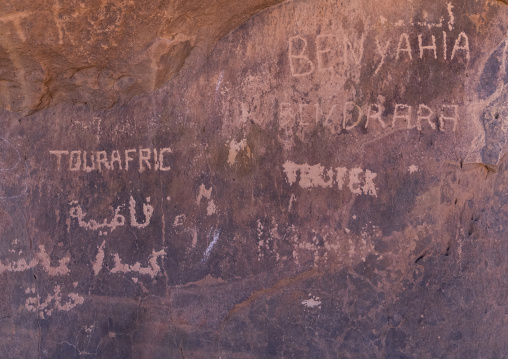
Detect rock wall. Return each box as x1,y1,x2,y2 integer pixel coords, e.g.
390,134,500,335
0,0,284,114
0,0,507,358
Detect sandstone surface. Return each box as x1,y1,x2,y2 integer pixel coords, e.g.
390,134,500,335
0,0,284,114
0,0,507,358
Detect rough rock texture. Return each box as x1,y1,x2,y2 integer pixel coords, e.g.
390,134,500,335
0,0,284,115
1,0,508,358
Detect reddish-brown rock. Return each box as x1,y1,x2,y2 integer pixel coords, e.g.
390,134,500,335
0,0,507,358
0,0,284,115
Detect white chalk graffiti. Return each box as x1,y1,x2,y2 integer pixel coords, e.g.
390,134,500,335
202,228,221,263
92,240,106,276
129,196,154,229
69,196,154,234
289,31,470,77
0,245,70,276
227,139,248,165
24,285,85,319
280,100,459,135
196,184,217,216
110,249,166,278
283,161,378,197
50,147,172,172
288,1,469,77
409,165,419,174
301,294,322,309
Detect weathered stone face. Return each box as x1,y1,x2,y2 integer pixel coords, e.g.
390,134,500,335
1,0,507,358
0,0,284,114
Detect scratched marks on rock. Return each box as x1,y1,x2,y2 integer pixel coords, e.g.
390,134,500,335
255,217,380,266
0,239,166,280
49,147,172,172
283,161,378,197
0,137,27,199
288,30,470,77
279,99,459,141
0,244,70,276
10,2,483,326
69,196,154,235
282,3,466,142
24,285,85,319
217,1,477,152
282,5,465,140
288,2,469,78
219,21,470,150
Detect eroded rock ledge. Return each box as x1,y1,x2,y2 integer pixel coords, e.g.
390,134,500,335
0,0,284,115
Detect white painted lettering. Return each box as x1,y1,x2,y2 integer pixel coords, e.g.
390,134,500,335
289,36,315,77
96,151,110,172
49,150,69,170
439,105,459,132
159,148,172,171
139,148,151,172
348,168,363,195
129,196,154,229
124,149,136,171
362,170,378,197
316,34,334,70
336,167,347,190
343,101,363,130
315,103,339,131
110,150,122,170
153,148,159,170
284,162,378,197
82,151,96,172
418,34,437,59
396,33,413,61
365,103,386,129
416,104,436,130
345,34,365,67
69,151,81,171
374,37,391,75
392,104,412,128
443,31,447,60
451,32,470,64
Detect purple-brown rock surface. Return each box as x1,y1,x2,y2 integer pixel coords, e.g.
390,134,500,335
0,0,507,358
